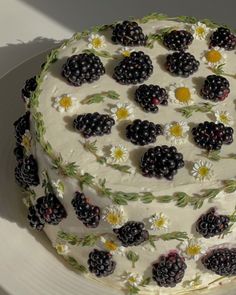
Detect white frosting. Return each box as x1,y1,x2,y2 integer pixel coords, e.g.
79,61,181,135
29,17,236,294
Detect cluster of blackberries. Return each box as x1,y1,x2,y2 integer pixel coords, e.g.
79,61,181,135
113,221,149,247
196,208,230,238
163,30,193,51
192,121,234,150
21,76,37,102
166,51,200,77
113,51,153,85
88,249,116,277
73,112,115,138
140,145,184,180
126,119,163,146
14,112,30,145
71,192,100,228
111,20,147,46
210,27,236,50
152,252,187,287
201,75,230,102
62,53,105,86
135,84,168,113
28,193,67,230
202,248,236,276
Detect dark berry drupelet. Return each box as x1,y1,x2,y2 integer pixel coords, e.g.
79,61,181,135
27,206,45,231
14,145,25,161
21,76,37,102
88,249,116,277
152,252,187,287
192,121,234,150
73,112,115,138
111,20,147,46
210,27,236,50
35,193,67,225
113,221,149,247
62,53,105,86
140,145,184,180
71,192,100,228
201,75,230,102
126,119,163,146
135,84,168,113
15,155,40,188
202,248,236,276
163,30,193,51
14,112,30,144
113,51,153,85
196,208,230,238
166,51,200,77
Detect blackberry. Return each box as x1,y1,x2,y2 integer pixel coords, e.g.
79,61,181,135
163,30,193,51
14,112,30,144
73,112,115,138
113,221,149,247
35,193,67,225
210,27,236,50
201,75,230,102
135,84,168,113
196,208,230,238
27,206,45,231
62,53,105,86
152,252,187,287
126,119,163,146
15,155,39,188
111,20,147,46
21,76,37,102
14,145,24,161
166,51,199,77
202,248,236,276
192,121,234,150
88,249,116,277
71,192,100,228
113,51,153,85
140,145,184,180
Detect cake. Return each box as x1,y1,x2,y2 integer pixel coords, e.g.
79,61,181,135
13,12,236,295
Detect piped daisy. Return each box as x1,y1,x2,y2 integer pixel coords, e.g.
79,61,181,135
54,243,69,255
119,47,135,57
88,34,106,50
102,205,127,228
21,130,32,153
191,22,210,40
168,83,195,105
202,47,227,67
110,144,129,164
214,110,234,126
100,236,125,256
164,121,189,144
53,94,78,113
52,180,64,199
191,160,214,181
122,272,143,287
179,238,206,260
149,212,169,231
110,102,134,121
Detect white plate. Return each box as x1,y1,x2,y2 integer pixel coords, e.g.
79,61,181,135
0,52,236,295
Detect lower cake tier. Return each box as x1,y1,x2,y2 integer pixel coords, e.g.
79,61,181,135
23,140,236,295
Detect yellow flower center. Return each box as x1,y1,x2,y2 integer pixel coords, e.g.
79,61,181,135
219,114,230,125
198,166,210,177
56,244,65,254
106,212,121,225
175,87,191,103
22,134,31,150
114,148,124,160
59,96,72,110
170,124,183,138
205,50,222,63
116,107,129,120
128,277,137,284
122,50,131,57
154,217,166,229
186,244,201,256
196,26,205,36
104,240,118,251
92,37,102,49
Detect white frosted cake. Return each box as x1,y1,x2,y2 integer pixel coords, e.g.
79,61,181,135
14,13,236,295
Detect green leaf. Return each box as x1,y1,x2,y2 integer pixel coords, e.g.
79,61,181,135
205,150,221,161
63,162,78,177
81,91,120,104
83,48,115,59
137,12,168,23
127,285,140,295
140,192,155,204
106,90,120,100
57,231,78,245
175,192,190,207
156,195,173,203
177,15,198,24
71,47,77,53
223,179,236,193
113,195,128,205
81,234,99,247
153,231,188,242
109,163,132,174
65,256,88,273
79,173,95,190
126,250,139,268
140,277,151,287
84,140,98,153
